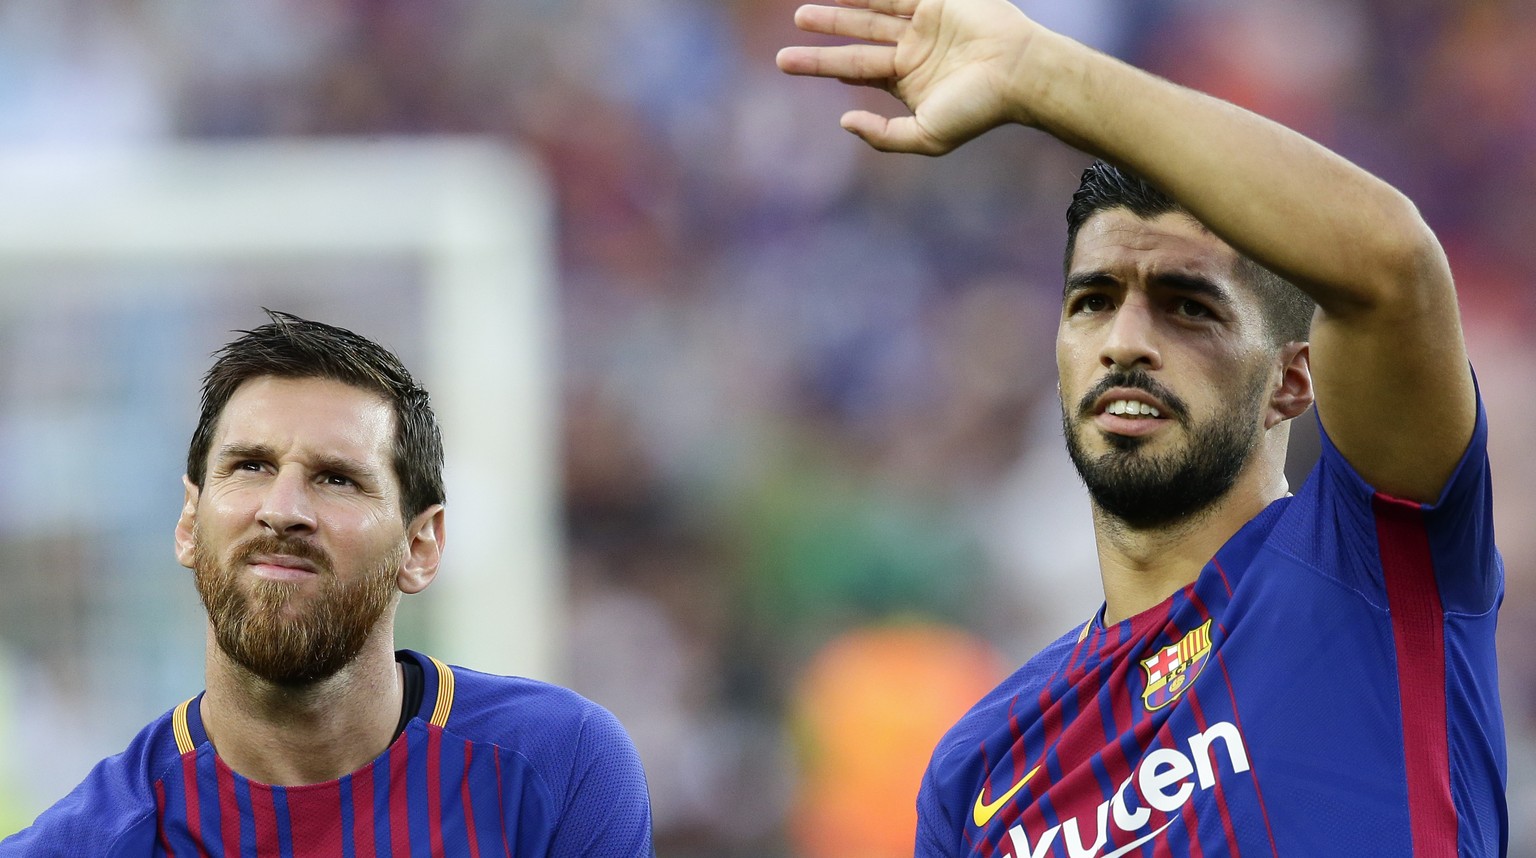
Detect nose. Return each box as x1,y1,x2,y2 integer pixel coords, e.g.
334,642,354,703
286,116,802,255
256,466,318,536
1099,293,1162,372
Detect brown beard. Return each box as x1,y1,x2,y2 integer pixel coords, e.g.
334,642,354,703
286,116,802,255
192,531,398,687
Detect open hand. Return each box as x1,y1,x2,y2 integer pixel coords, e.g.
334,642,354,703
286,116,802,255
776,0,1040,155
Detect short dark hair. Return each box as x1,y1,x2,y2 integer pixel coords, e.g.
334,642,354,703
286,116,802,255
1064,162,1314,346
186,310,445,521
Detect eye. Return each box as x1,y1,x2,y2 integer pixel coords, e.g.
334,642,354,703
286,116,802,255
1176,298,1212,318
321,473,356,488
1071,293,1113,315
235,460,267,473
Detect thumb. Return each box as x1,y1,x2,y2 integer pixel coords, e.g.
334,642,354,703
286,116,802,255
840,110,950,156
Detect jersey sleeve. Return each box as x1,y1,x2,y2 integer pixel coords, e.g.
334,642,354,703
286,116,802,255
0,751,158,857
548,703,654,858
1301,379,1501,615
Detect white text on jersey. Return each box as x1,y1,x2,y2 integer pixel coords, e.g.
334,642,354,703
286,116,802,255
1003,721,1251,858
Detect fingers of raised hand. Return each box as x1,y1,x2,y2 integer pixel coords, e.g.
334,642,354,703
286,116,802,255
794,5,910,43
833,0,921,16
776,44,898,81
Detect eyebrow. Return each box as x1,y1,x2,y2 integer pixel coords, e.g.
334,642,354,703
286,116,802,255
216,442,277,465
1063,269,1234,307
1151,271,1234,307
215,442,381,483
1064,269,1115,295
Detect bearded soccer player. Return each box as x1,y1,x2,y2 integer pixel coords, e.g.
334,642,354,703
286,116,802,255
780,1,1504,855
2,312,654,856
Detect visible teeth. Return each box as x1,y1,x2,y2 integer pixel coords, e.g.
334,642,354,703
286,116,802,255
1106,399,1161,418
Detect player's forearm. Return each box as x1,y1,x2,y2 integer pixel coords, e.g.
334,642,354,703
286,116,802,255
1013,30,1449,317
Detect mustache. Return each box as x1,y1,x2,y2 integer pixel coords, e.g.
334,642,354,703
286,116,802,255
1076,369,1190,422
231,534,334,577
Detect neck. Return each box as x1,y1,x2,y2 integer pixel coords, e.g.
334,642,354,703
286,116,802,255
1095,455,1290,626
200,629,403,786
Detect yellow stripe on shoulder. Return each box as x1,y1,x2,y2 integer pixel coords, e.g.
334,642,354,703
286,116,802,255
427,656,455,728
172,698,197,755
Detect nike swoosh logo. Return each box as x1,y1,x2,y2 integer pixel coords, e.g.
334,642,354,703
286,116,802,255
1100,821,1175,858
972,764,1041,828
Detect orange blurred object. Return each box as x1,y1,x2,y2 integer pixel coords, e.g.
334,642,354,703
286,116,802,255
789,623,1008,858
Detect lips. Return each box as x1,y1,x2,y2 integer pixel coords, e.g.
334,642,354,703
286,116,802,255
248,553,321,581
1076,369,1188,429
248,553,318,573
232,535,333,583
1078,376,1184,440
1090,389,1170,420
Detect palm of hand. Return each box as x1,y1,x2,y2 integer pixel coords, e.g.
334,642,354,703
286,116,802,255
888,0,1033,154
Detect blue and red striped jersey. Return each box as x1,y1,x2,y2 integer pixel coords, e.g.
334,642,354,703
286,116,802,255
3,650,653,857
917,396,1506,856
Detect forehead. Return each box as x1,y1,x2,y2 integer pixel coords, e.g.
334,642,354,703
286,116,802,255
1068,209,1245,291
214,376,394,463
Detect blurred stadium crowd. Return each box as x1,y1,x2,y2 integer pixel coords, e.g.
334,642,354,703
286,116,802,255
1,0,1535,854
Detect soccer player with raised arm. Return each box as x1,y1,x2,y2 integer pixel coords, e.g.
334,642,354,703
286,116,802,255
779,0,1505,854
2,312,654,856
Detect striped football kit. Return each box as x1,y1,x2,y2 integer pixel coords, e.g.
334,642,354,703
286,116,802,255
917,398,1505,856
3,651,654,857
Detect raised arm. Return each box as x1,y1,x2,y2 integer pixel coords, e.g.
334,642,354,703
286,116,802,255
777,0,1476,503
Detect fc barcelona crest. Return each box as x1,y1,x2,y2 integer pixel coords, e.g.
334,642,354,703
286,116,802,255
1140,620,1213,710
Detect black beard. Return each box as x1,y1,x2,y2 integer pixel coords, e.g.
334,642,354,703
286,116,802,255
1062,369,1265,530
193,532,397,687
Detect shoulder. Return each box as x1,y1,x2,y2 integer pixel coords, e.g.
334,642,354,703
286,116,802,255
1250,389,1498,609
1,703,188,855
1304,383,1491,518
437,660,632,755
415,654,646,797
419,656,653,856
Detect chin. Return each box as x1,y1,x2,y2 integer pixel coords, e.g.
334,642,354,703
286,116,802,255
1100,432,1152,453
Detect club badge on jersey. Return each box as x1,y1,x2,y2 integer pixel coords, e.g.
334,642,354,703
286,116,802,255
1139,620,1212,711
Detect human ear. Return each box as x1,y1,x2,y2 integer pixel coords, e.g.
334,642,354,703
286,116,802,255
1266,343,1314,428
174,476,200,570
398,504,445,595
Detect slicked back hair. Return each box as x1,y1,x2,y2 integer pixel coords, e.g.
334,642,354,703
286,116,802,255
186,310,445,522
1064,162,1315,346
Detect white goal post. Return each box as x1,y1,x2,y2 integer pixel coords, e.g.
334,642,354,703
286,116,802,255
0,138,561,683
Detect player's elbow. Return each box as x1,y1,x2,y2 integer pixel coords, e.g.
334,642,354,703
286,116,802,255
1337,191,1454,321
